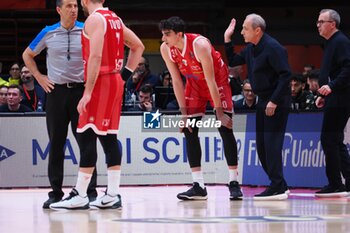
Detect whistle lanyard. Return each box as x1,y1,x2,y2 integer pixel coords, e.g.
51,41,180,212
134,76,145,93
23,87,37,110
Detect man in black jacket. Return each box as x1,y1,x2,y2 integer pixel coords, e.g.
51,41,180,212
315,9,350,198
224,14,291,200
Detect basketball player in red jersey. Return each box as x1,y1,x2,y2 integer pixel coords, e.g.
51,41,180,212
159,16,243,201
50,0,144,210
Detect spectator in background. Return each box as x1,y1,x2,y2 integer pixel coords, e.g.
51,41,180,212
20,65,46,112
0,85,32,112
228,65,243,100
8,62,21,86
161,69,172,87
306,69,320,94
125,56,160,98
290,73,315,110
155,70,179,110
0,77,8,87
303,64,315,77
234,79,257,111
0,85,8,106
0,61,8,86
128,84,154,112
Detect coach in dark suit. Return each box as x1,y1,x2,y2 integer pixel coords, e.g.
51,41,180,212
224,14,291,200
315,9,350,198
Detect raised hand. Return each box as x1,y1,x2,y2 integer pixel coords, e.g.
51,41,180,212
224,18,237,43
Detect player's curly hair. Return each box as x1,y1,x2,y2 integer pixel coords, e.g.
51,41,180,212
159,16,186,34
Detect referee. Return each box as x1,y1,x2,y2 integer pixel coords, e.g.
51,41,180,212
22,0,97,209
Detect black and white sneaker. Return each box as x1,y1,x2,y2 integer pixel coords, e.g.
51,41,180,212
315,184,348,198
177,182,208,200
90,191,122,210
253,186,288,201
49,189,89,210
228,181,243,200
43,197,62,209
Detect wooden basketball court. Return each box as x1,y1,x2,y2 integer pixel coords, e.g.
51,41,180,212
1,185,349,233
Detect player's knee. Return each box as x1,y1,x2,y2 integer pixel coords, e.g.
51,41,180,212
80,155,97,167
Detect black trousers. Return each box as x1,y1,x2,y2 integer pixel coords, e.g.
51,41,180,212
255,95,290,189
321,90,350,188
45,85,97,199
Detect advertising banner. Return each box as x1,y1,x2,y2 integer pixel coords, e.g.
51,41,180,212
242,112,329,188
2,112,348,188
0,114,246,187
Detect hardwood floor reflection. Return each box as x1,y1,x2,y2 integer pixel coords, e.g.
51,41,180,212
0,185,349,233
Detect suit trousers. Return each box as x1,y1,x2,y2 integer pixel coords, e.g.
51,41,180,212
45,84,97,199
320,90,350,188
255,95,290,189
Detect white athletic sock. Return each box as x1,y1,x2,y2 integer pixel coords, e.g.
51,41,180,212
192,171,205,189
75,171,92,197
107,170,121,196
229,169,238,183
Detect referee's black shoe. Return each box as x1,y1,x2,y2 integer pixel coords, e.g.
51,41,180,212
43,197,62,209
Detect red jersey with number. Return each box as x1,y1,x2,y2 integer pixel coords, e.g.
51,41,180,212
169,33,232,115
77,8,125,135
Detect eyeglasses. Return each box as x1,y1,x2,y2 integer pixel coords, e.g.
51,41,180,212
316,20,334,25
67,31,71,61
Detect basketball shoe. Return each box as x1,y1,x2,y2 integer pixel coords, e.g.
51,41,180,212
49,188,89,210
89,191,122,210
177,182,208,200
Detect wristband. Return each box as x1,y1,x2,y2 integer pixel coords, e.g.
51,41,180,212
121,67,133,81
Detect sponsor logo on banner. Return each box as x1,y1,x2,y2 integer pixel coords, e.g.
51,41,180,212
242,112,327,188
32,136,227,165
32,139,78,165
0,145,15,162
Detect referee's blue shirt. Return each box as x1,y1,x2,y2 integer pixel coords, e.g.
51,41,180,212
29,21,84,84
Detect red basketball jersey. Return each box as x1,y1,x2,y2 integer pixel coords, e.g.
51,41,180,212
169,33,232,115
78,8,125,135
169,33,228,85
81,8,124,76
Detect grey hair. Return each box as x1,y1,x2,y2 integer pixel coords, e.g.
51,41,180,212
246,13,266,31
56,0,63,7
320,9,340,28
